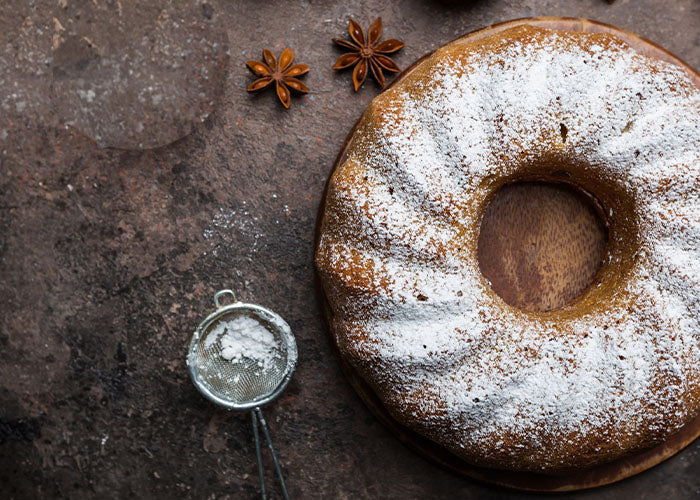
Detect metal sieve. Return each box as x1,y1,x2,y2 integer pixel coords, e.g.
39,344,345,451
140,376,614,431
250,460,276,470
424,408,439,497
187,289,297,500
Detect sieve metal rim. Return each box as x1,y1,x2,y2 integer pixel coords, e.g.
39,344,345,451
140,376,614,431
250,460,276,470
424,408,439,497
187,299,297,411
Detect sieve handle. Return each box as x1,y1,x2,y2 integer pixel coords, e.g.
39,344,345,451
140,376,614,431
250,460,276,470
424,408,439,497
213,289,237,308
251,410,267,500
252,407,290,500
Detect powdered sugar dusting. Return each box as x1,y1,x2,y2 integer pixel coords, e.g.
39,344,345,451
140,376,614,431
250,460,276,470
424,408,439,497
316,27,700,470
203,204,265,258
205,315,280,368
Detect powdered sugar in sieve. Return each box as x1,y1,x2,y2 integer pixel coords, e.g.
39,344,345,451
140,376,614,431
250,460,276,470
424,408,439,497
187,289,297,500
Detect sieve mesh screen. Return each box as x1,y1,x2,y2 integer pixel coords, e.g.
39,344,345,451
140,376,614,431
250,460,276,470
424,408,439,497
191,311,289,405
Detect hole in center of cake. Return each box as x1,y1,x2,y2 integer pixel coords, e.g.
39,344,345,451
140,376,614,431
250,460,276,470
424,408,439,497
477,181,608,313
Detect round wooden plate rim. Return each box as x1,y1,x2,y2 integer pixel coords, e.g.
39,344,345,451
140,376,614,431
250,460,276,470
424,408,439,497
315,17,700,492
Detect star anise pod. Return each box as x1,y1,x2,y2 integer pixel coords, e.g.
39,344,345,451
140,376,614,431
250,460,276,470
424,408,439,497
333,18,405,91
246,48,309,108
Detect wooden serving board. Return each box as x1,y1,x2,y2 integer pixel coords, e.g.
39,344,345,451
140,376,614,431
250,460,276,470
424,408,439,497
315,17,700,492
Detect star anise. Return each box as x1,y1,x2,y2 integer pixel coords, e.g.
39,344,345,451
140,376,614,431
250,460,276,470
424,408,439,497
246,48,309,108
333,18,405,91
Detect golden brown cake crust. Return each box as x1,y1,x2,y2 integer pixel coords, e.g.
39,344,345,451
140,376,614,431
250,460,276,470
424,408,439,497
316,25,700,472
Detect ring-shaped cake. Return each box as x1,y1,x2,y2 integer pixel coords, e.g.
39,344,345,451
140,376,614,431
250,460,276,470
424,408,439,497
316,25,700,472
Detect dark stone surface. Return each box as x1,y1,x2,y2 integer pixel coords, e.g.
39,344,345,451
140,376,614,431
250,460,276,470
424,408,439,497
50,1,229,150
1,0,699,498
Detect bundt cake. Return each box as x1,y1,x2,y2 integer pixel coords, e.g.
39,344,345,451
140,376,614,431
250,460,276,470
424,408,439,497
315,25,700,472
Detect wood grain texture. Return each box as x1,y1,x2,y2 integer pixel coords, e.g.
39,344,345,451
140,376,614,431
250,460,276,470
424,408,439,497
477,182,607,312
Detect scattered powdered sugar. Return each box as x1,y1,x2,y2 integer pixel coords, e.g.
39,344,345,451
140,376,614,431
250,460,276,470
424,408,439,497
203,203,265,259
316,26,700,470
205,316,280,368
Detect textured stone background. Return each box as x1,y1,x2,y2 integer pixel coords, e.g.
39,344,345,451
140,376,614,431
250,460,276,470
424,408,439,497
2,0,700,498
